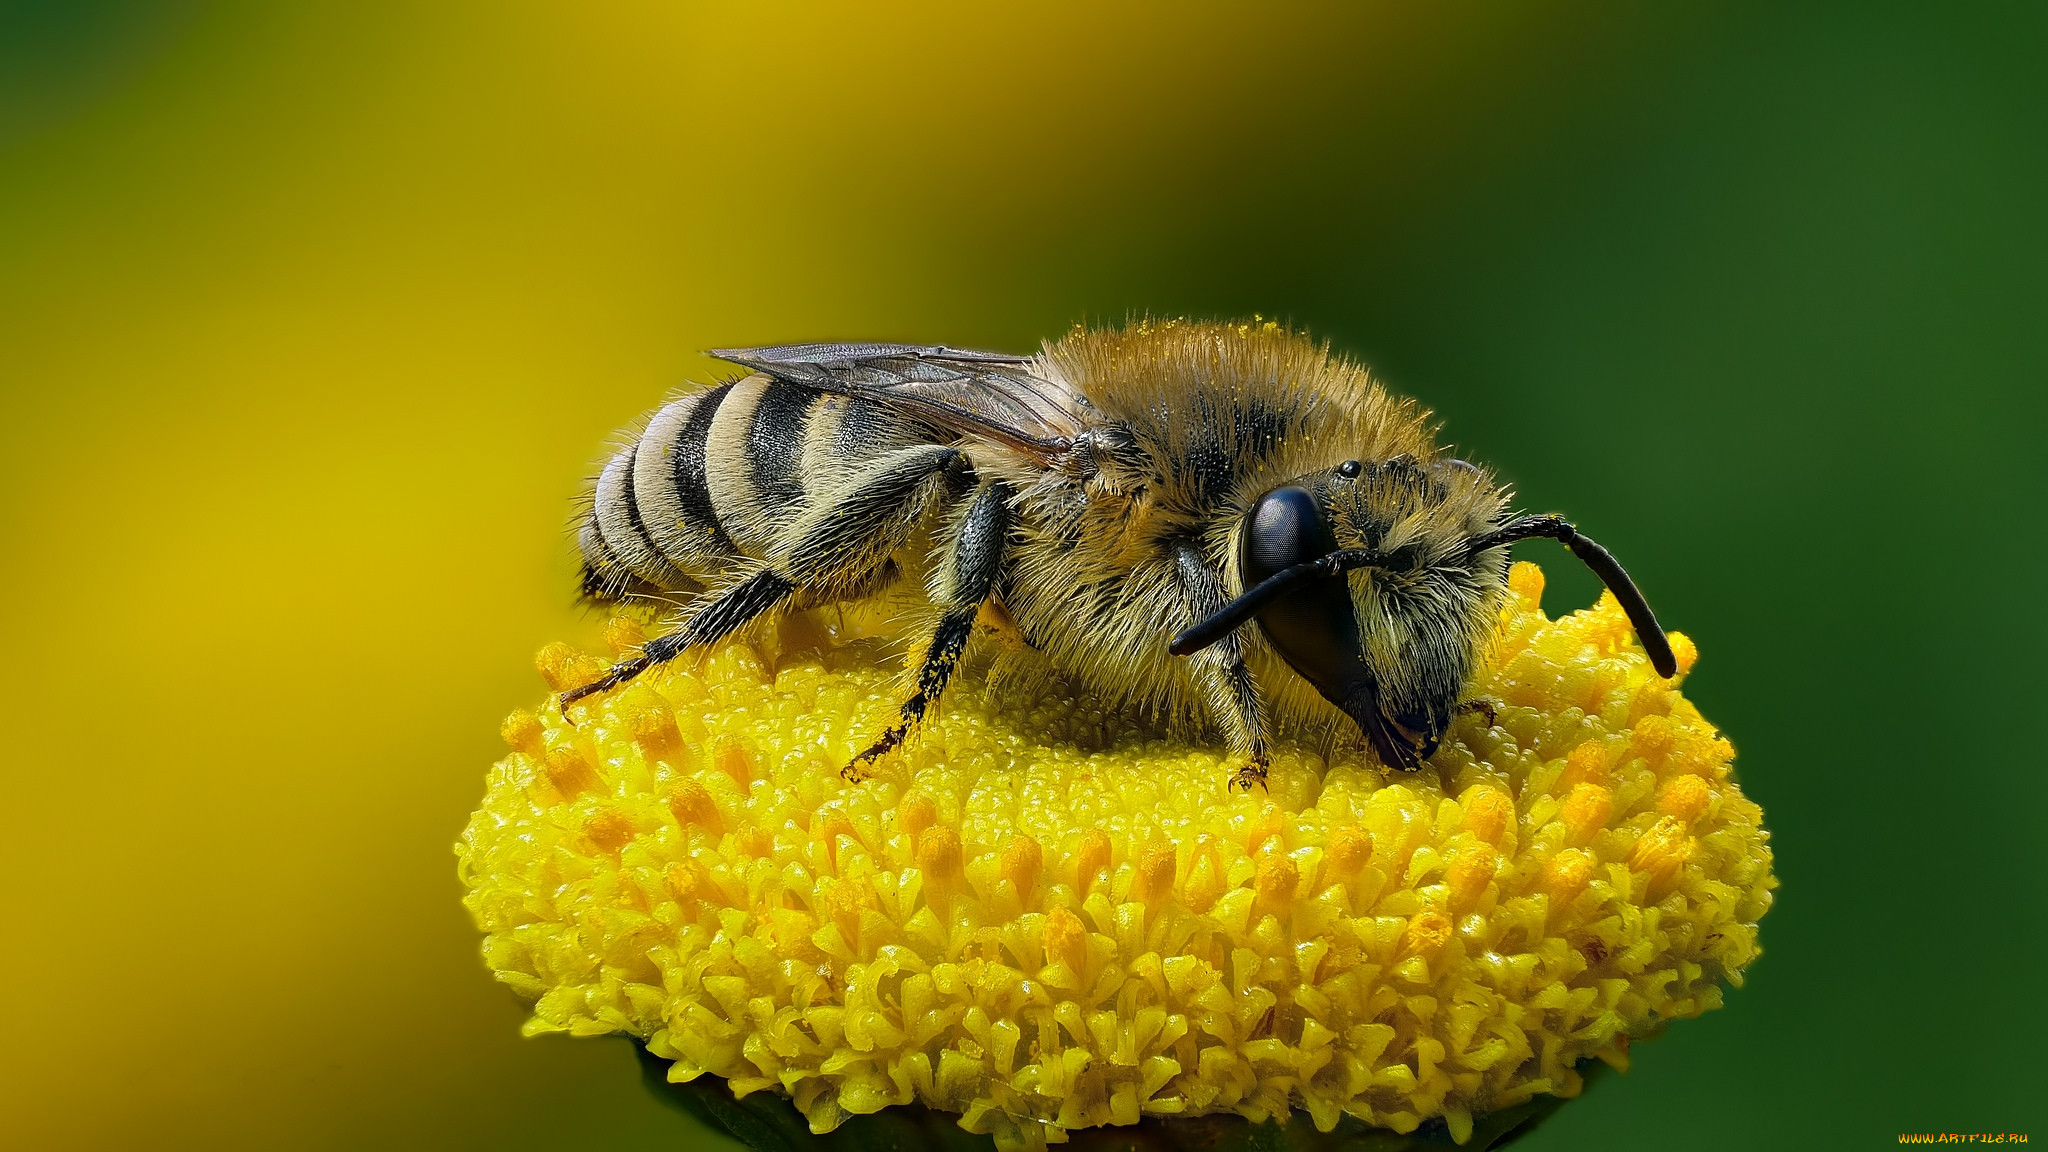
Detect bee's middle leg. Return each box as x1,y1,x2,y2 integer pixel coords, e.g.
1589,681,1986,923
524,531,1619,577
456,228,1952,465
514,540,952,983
845,479,1013,780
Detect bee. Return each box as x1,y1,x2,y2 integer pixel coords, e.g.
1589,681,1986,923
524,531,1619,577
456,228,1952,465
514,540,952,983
566,320,1675,790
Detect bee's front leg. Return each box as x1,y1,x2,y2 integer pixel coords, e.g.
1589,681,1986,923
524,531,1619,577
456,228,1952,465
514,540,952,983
1455,698,1500,727
1170,544,1274,794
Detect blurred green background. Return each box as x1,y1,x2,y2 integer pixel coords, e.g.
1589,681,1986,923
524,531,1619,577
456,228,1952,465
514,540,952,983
3,1,2041,1148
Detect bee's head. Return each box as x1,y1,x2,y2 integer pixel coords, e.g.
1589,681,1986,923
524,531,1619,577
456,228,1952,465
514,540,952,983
1231,457,1504,768
1171,456,1675,771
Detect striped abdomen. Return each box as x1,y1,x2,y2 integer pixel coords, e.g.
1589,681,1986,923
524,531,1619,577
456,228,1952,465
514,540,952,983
577,374,931,603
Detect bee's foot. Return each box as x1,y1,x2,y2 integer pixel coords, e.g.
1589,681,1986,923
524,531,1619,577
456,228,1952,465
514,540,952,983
1231,762,1271,794
843,724,908,784
1456,697,1500,727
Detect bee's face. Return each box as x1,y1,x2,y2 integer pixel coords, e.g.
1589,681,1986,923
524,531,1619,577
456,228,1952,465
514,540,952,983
1239,456,1509,768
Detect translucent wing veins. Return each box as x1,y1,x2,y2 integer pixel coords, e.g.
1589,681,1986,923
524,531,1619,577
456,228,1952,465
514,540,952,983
708,343,1086,458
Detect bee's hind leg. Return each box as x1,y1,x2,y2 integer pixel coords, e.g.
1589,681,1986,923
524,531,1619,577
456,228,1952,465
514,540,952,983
844,479,1013,781
560,569,796,713
568,444,971,720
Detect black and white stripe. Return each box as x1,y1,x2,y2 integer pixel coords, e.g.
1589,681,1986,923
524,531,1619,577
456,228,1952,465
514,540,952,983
577,374,929,603
702,376,811,553
593,449,693,589
631,383,739,565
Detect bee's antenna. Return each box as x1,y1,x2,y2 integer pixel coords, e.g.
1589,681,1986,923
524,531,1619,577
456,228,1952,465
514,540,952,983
1168,548,1394,657
1470,515,1677,678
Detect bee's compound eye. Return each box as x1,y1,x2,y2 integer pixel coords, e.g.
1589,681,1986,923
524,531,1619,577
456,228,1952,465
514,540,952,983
1240,487,1384,756
1336,459,1363,479
1244,486,1337,585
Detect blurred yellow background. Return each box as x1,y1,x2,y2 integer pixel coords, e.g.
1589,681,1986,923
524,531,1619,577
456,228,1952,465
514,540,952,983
3,2,2041,1148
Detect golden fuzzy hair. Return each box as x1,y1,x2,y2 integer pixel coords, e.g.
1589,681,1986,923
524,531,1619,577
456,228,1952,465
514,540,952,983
985,321,1510,755
571,319,1519,780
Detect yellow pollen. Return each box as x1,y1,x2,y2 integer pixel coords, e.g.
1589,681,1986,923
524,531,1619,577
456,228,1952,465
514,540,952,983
535,640,605,694
1181,838,1227,914
1402,911,1453,962
603,615,647,657
1446,843,1498,914
1324,826,1372,878
1670,632,1699,675
1629,816,1693,901
1246,806,1288,857
714,744,753,787
1588,591,1636,651
1507,557,1545,606
1559,741,1612,791
1459,786,1513,847
1075,828,1112,895
619,686,680,754
824,879,876,944
818,813,857,869
533,641,581,691
1627,677,1674,725
735,826,773,859
1043,905,1089,974
1630,713,1676,759
541,745,598,798
1135,843,1177,907
1544,849,1595,907
1560,783,1615,845
499,709,544,754
1000,834,1044,901
1253,853,1299,917
1656,773,1711,823
458,562,1775,1144
900,792,938,844
917,825,963,888
665,779,722,838
773,910,819,960
662,861,702,915
581,804,635,853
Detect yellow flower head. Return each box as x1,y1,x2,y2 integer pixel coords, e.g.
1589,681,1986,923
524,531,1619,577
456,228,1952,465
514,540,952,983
458,563,1774,1148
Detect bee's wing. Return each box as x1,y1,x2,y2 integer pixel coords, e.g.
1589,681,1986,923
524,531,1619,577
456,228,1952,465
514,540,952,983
708,343,1087,459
